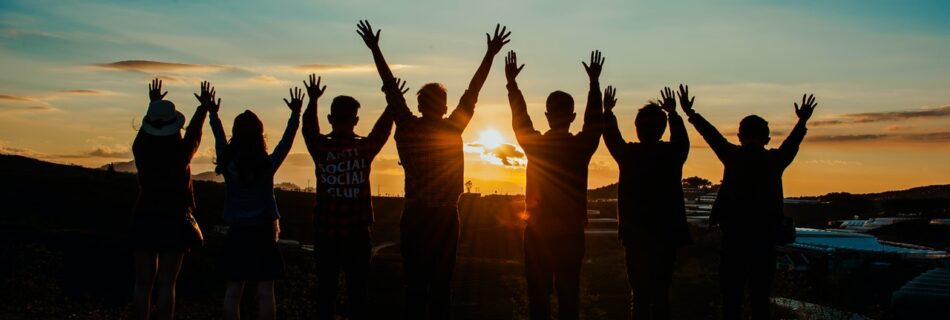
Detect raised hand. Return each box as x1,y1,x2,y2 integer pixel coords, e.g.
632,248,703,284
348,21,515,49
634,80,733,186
486,24,512,56
659,87,676,113
604,86,618,113
504,50,525,83
303,74,326,100
356,20,381,49
677,84,695,116
582,50,605,81
148,78,168,102
381,77,410,95
283,87,305,113
193,81,220,113
393,78,410,95
794,93,817,121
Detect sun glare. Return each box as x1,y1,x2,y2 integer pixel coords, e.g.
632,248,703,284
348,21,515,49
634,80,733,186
477,129,505,150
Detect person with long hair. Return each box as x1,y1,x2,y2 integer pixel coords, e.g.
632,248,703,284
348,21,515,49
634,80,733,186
209,86,304,320
129,79,212,320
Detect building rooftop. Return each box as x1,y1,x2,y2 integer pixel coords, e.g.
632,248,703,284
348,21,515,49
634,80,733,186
787,228,950,259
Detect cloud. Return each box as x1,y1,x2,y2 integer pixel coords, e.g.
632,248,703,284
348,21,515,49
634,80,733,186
0,94,35,101
0,105,60,113
59,89,114,96
246,75,284,84
808,131,950,143
56,146,132,159
0,141,46,158
293,63,413,74
87,146,131,158
489,144,526,166
812,105,950,126
1,28,62,39
885,125,913,132
808,134,885,142
466,142,526,167
91,60,232,73
806,159,863,166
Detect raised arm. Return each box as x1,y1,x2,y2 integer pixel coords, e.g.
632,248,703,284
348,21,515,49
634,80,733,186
357,20,398,90
270,87,304,171
680,86,734,161
358,20,415,127
504,50,540,144
579,50,605,148
366,78,409,156
197,81,227,161
447,24,512,130
778,94,817,166
667,85,689,163
182,81,213,162
302,74,327,157
602,86,626,160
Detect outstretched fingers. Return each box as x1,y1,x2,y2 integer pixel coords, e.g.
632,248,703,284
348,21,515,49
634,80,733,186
677,84,696,113
604,85,618,110
394,77,410,94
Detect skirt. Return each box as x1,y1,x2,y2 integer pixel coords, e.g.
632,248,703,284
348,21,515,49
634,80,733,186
220,223,285,281
128,212,203,252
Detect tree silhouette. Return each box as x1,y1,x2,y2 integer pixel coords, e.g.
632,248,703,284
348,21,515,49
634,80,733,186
682,176,713,190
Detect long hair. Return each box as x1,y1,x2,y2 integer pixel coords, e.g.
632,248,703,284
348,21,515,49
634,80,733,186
215,110,272,182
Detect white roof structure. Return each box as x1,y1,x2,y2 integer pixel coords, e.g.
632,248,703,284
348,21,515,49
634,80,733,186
787,228,949,259
835,217,918,233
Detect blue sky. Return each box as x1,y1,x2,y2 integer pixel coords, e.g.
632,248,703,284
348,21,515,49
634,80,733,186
2,0,950,195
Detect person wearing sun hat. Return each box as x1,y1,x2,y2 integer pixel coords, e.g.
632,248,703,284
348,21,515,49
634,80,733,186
142,99,186,136
129,78,212,320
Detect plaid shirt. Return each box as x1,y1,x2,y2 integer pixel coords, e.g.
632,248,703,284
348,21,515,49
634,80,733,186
303,100,393,237
391,90,477,207
507,82,603,236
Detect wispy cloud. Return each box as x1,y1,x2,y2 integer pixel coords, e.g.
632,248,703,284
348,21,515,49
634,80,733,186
812,105,950,126
292,63,413,74
809,131,950,143
0,105,60,113
91,60,233,73
806,159,863,166
86,145,131,158
59,89,115,96
0,94,35,101
0,141,46,158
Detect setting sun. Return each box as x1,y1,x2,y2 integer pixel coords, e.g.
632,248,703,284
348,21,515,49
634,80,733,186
475,128,505,150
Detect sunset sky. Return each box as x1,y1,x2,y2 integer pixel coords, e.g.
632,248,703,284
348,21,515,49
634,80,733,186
1,0,949,196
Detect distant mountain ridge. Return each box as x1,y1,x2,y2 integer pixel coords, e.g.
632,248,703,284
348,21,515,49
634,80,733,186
586,181,950,200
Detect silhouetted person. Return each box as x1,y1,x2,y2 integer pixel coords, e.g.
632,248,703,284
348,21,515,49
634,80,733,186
684,91,817,320
602,86,692,320
129,78,207,320
505,50,604,320
211,86,303,320
356,20,511,319
301,73,404,320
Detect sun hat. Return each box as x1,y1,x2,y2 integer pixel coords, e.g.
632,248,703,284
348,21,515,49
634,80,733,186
142,100,185,136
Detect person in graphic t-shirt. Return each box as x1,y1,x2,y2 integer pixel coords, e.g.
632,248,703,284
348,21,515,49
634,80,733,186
301,73,406,320
356,20,511,319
